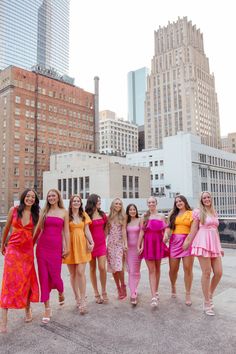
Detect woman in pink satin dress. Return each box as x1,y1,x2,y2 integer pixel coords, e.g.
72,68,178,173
137,196,169,308
125,204,141,306
183,191,223,316
34,189,70,324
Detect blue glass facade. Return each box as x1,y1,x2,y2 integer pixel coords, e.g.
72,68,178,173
0,0,69,74
127,67,149,126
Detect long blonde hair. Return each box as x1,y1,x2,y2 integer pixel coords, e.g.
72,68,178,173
199,191,216,224
108,198,125,226
40,189,65,229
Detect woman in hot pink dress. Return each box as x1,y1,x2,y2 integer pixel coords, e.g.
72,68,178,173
125,204,141,306
107,198,127,300
85,194,108,304
137,196,169,308
34,189,70,323
0,189,40,333
183,191,223,316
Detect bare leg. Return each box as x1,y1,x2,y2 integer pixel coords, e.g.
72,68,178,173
0,308,8,333
67,264,80,305
155,260,161,294
182,256,194,305
198,256,212,303
25,297,32,322
42,300,52,323
169,258,180,296
77,263,87,307
98,256,107,294
210,257,223,297
146,260,157,298
90,258,99,296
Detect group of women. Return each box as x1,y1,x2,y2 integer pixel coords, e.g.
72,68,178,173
0,189,223,333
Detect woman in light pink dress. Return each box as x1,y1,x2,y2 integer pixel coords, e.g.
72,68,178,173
125,204,141,306
85,194,108,304
183,191,223,316
106,198,127,300
137,197,169,308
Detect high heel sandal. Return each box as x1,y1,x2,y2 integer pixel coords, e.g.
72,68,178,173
102,292,109,304
171,286,177,298
203,302,215,316
185,293,192,306
25,307,33,323
42,308,52,324
58,292,65,306
151,296,159,308
79,300,88,315
95,294,103,304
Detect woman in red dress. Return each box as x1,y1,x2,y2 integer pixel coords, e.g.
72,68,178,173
0,189,40,333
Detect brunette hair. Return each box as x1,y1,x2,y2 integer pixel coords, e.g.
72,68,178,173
17,188,40,226
199,191,216,224
168,195,191,230
126,204,139,224
69,194,85,222
85,194,105,219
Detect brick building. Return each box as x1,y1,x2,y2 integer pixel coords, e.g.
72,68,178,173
0,66,95,217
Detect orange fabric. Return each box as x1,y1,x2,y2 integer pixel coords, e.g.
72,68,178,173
63,212,92,264
0,208,39,309
173,210,193,234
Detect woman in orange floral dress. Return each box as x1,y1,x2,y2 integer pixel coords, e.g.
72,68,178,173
0,189,40,333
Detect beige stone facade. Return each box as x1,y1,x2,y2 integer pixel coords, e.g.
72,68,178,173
99,110,138,156
0,66,95,217
221,133,236,154
145,17,221,150
43,151,150,200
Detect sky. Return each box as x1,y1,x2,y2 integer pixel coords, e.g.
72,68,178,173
69,0,236,136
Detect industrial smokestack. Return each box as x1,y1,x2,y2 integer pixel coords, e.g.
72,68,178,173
94,76,100,153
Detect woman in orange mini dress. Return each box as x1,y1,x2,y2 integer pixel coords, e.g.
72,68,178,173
63,195,94,314
0,189,40,333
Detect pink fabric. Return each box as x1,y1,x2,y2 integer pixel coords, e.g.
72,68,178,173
126,225,141,297
142,219,169,260
191,209,222,258
36,216,64,302
170,233,192,258
89,215,107,258
107,223,124,273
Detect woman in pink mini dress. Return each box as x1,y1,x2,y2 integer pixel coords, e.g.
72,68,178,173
106,198,127,300
125,204,141,306
137,196,169,308
85,194,108,304
183,191,223,316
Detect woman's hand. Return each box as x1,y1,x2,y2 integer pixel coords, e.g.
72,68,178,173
0,244,6,256
62,248,69,258
163,232,169,244
87,241,94,252
123,242,128,252
183,238,191,251
221,249,224,257
137,243,143,255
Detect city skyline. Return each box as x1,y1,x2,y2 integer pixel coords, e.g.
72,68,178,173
69,0,236,136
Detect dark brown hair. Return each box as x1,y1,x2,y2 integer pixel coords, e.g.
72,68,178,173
168,195,191,230
69,195,85,222
17,189,40,226
126,204,139,224
85,194,105,219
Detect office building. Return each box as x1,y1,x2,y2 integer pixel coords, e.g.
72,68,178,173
43,151,150,200
99,110,138,156
145,17,221,149
127,132,236,217
0,66,95,217
128,67,149,125
0,0,69,75
221,133,236,154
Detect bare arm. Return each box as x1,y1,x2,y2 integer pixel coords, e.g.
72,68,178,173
1,207,14,255
84,224,94,251
62,211,70,257
33,212,44,245
137,217,144,255
183,219,199,250
122,222,128,251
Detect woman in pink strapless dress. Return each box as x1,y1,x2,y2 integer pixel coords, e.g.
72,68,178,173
137,197,169,308
125,204,142,305
85,194,108,304
34,189,70,324
183,191,223,316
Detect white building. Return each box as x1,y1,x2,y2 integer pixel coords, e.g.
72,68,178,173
99,110,138,156
127,132,236,216
43,151,150,202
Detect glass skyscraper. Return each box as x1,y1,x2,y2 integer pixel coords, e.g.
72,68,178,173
127,67,149,126
0,0,69,74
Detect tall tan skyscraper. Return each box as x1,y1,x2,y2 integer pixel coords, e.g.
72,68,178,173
145,17,221,149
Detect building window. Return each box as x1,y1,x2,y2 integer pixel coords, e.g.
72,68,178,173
129,176,133,189
63,179,66,192
160,160,164,166
15,96,21,103
73,178,78,194
68,178,72,198
123,191,127,198
85,176,89,189
122,175,127,189
79,177,84,191
134,176,139,189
